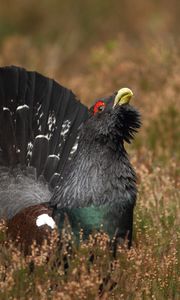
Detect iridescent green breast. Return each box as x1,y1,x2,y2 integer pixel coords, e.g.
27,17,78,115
57,205,116,239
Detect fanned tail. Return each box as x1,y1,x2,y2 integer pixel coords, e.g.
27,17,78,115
0,65,88,219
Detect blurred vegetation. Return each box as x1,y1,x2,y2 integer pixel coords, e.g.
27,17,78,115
0,0,180,299
1,0,180,44
1,0,180,71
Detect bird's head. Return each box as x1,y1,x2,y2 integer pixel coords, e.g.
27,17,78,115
81,88,141,147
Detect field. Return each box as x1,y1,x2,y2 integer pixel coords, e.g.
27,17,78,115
0,1,179,299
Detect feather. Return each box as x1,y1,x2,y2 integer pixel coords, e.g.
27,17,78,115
0,65,89,219
43,155,59,182
30,135,49,179
15,105,30,165
0,107,17,166
48,173,61,192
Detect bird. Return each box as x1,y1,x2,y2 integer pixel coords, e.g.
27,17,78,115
0,65,141,253
50,87,141,249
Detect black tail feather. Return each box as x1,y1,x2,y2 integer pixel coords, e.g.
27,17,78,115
0,65,88,219
0,65,88,183
43,155,60,183
57,104,87,176
0,67,19,109
49,173,61,192
15,105,30,165
30,135,49,179
0,108,17,166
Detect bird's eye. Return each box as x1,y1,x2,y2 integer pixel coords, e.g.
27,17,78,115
93,101,105,115
98,105,104,111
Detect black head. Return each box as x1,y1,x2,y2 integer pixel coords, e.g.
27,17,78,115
82,88,141,147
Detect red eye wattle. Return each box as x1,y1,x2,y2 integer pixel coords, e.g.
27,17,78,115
93,101,105,115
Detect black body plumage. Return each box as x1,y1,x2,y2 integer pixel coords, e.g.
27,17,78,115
50,96,141,246
51,104,141,208
51,98,141,246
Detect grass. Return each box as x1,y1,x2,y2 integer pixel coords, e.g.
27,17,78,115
0,1,180,298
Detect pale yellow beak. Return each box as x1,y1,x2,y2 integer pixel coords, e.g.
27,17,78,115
113,88,133,108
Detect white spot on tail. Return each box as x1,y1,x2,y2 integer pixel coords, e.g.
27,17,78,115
35,135,49,140
27,142,33,159
36,214,56,229
69,135,80,157
16,104,29,111
61,120,71,141
48,112,56,135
